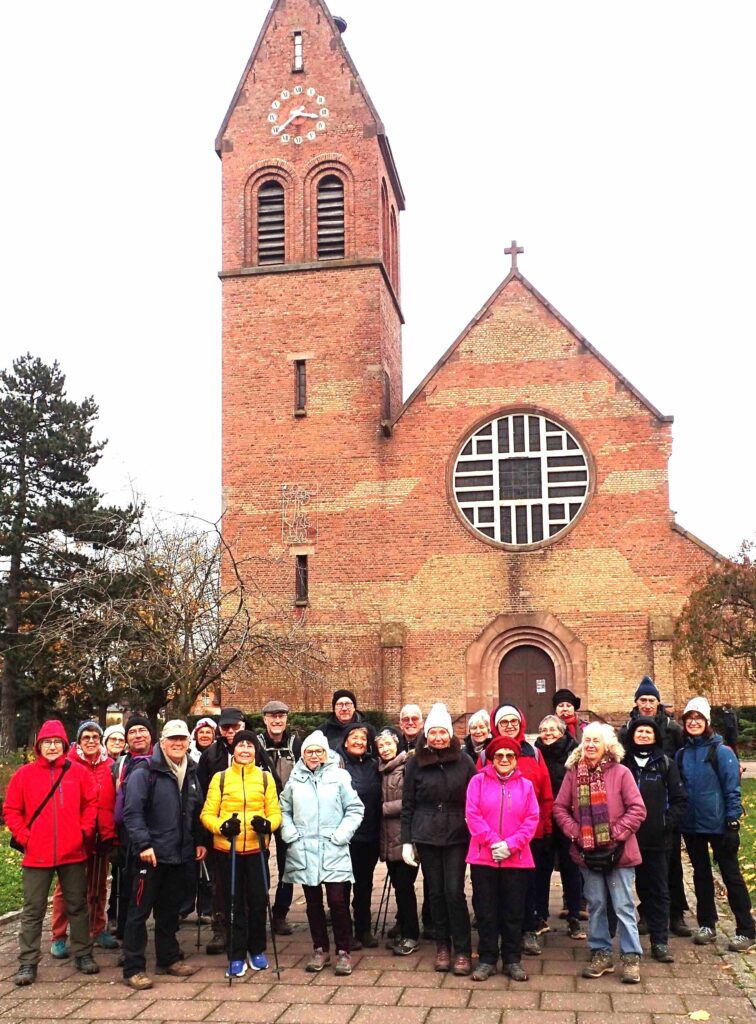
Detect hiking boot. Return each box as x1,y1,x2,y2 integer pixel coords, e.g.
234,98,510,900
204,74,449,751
334,950,352,976
94,930,119,949
567,918,586,940
157,961,197,977
13,964,37,986
621,953,641,984
728,934,756,952
206,928,226,955
452,953,472,976
75,954,100,975
434,943,451,972
358,930,378,948
305,948,330,972
393,938,418,956
50,938,70,959
506,961,528,982
124,972,153,990
582,950,614,978
225,959,247,978
651,943,674,962
272,913,293,936
471,961,497,981
521,931,541,956
637,915,649,935
693,926,717,945
670,915,693,937
534,916,550,935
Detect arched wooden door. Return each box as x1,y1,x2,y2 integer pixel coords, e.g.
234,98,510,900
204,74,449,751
498,645,555,729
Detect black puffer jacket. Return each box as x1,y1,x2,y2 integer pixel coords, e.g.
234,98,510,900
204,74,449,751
123,746,207,864
339,724,381,844
401,735,476,847
318,710,368,750
535,733,577,799
622,720,688,850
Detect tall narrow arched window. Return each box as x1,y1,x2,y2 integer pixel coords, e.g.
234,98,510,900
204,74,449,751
381,180,389,268
317,175,345,259
257,181,285,264
389,207,398,287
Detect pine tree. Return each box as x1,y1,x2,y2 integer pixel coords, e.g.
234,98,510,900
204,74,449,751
0,354,134,750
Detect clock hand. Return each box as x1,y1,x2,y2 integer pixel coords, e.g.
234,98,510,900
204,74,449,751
274,105,305,134
297,111,320,119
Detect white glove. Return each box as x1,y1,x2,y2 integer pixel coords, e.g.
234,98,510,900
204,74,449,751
491,840,510,861
402,843,418,867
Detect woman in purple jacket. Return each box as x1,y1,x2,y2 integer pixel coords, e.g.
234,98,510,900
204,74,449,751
554,722,646,985
465,735,540,982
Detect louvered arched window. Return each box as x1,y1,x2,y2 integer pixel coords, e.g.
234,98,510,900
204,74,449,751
317,175,345,259
257,181,285,265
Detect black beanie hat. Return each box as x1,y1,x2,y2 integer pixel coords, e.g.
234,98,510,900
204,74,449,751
232,729,258,751
332,689,358,710
552,688,581,711
626,715,662,750
125,714,154,740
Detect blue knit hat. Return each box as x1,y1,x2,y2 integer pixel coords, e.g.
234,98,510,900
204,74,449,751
634,676,660,702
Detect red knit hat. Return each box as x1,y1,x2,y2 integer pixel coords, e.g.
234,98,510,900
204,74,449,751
485,734,521,760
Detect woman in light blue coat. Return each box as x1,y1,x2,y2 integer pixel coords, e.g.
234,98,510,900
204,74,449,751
279,730,364,975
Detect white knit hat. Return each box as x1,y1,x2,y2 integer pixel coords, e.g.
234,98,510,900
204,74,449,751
103,724,125,744
493,704,521,730
682,696,711,724
424,702,453,737
301,729,330,755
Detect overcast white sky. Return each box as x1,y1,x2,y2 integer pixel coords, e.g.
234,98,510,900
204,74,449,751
1,1,754,557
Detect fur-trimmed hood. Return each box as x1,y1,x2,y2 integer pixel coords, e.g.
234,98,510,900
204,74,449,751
414,733,462,767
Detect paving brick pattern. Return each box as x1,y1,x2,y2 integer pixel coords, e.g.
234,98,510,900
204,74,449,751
0,860,753,1024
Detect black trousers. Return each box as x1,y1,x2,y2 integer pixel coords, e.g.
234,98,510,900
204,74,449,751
271,830,293,916
218,850,267,960
635,848,670,944
522,837,544,932
471,864,529,966
179,859,213,918
386,859,419,940
416,842,471,955
534,829,581,921
122,861,184,978
684,833,756,938
345,839,380,934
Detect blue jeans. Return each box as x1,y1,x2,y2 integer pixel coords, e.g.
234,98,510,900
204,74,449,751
580,865,642,956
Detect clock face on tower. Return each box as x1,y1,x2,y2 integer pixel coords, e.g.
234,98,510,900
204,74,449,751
266,85,329,145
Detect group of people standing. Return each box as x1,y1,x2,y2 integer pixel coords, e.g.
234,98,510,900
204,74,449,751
3,679,754,991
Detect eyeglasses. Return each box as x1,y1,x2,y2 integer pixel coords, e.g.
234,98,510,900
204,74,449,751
493,752,517,763
400,716,421,724
334,700,354,708
220,722,244,732
40,738,64,747
500,718,520,727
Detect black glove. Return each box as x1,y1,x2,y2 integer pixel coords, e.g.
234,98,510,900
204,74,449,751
219,815,242,839
251,815,272,835
720,822,740,853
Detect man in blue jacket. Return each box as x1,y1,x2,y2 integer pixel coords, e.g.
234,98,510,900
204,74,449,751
121,720,208,990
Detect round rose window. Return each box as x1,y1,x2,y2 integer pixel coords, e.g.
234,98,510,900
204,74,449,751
452,413,590,546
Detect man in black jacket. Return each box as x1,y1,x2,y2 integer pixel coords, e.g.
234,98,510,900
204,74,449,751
318,689,366,749
256,699,301,934
618,676,690,936
121,721,207,990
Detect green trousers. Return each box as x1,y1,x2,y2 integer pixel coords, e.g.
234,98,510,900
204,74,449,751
19,862,91,964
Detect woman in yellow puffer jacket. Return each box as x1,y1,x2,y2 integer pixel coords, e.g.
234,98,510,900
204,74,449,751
201,730,282,977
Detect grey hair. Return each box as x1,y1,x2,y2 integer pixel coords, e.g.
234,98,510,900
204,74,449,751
467,709,491,732
538,714,566,735
399,703,423,721
565,722,624,769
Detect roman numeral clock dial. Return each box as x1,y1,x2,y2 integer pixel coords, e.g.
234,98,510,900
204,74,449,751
267,85,329,145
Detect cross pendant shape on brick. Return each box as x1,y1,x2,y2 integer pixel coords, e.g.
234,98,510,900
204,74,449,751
505,240,524,271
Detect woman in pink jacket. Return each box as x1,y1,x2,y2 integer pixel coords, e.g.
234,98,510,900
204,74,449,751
465,735,540,982
554,722,646,985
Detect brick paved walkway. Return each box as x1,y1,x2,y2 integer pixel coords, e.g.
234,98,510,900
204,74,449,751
0,860,753,1024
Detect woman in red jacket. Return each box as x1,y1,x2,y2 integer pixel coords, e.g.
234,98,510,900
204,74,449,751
49,720,118,957
485,704,553,956
3,720,100,986
466,736,540,981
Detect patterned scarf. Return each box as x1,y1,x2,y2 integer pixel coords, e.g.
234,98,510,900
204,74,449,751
576,756,612,850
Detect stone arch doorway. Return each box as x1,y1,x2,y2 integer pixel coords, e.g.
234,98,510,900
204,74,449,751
499,645,556,727
465,612,587,715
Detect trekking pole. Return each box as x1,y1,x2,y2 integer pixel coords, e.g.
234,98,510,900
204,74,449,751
373,870,391,939
253,824,281,978
378,873,393,937
197,860,211,950
228,815,238,986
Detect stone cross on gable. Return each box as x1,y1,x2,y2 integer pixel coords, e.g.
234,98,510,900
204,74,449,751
505,240,524,271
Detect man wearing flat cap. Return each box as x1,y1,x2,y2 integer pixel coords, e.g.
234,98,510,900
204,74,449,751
257,700,302,934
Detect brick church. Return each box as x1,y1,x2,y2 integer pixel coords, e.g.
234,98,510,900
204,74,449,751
219,0,723,724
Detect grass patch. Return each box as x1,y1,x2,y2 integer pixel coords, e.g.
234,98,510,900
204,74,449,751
0,827,25,916
740,777,756,904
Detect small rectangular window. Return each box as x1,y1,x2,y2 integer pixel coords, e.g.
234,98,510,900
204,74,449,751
295,555,309,605
293,31,303,72
295,360,306,414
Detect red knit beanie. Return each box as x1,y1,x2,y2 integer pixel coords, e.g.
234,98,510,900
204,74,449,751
485,735,521,760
